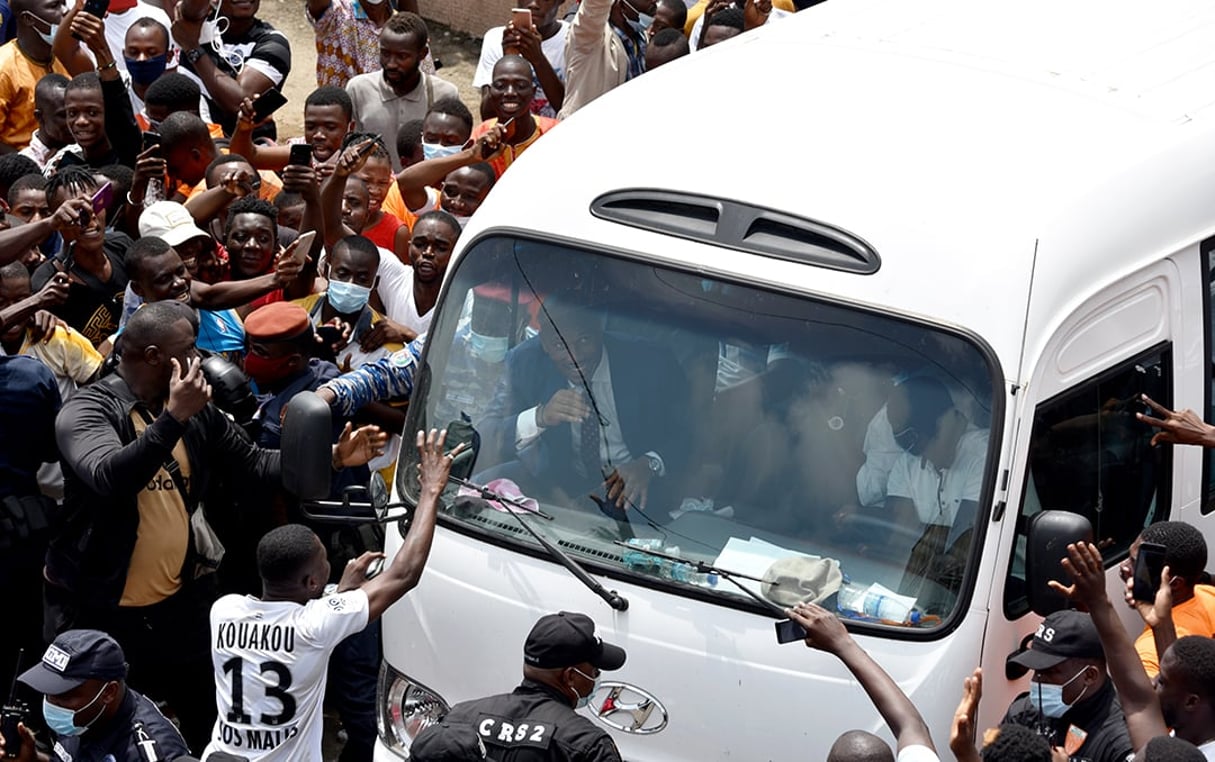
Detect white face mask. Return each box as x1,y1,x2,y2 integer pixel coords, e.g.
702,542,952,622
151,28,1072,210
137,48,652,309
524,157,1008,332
422,142,463,161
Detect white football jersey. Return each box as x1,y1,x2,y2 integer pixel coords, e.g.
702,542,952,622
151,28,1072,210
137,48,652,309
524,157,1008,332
203,591,370,761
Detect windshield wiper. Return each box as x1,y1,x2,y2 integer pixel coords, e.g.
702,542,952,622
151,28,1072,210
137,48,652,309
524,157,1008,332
448,475,629,611
611,541,786,615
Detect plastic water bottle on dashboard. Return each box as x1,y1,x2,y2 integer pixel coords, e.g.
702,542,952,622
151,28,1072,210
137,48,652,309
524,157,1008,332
836,582,920,624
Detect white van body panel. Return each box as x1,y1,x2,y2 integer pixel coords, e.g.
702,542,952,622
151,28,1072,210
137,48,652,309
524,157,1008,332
374,0,1215,758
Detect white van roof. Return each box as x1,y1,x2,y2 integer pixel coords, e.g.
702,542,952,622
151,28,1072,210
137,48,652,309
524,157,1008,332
474,0,1215,375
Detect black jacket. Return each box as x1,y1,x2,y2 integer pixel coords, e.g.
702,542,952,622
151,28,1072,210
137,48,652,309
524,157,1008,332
1001,680,1134,762
49,372,280,607
53,686,190,762
442,680,622,762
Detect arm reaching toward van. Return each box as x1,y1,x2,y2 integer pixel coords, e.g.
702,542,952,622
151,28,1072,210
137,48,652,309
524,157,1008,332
358,429,464,621
1048,542,1168,752
1137,395,1215,447
949,668,982,762
788,602,937,756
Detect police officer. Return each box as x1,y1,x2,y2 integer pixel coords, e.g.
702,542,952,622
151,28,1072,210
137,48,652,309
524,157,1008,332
1003,610,1133,762
437,611,626,761
3,629,190,762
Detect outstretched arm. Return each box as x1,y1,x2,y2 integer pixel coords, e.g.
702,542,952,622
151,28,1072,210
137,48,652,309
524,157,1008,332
1137,394,1215,447
358,429,463,620
1049,542,1167,752
788,602,935,753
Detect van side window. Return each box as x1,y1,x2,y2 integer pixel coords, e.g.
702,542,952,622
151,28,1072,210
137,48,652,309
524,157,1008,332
1202,240,1215,514
1004,347,1172,618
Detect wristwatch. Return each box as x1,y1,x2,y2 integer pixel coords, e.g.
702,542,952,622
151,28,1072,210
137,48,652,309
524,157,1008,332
184,47,207,66
645,454,663,476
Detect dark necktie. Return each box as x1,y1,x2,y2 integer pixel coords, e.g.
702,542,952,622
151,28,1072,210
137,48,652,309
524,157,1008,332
580,410,602,480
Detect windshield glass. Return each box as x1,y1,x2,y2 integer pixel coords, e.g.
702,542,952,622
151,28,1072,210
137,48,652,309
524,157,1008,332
402,235,998,627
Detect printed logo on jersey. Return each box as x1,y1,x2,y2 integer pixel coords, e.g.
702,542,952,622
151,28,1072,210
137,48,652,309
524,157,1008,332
326,596,346,612
476,715,554,749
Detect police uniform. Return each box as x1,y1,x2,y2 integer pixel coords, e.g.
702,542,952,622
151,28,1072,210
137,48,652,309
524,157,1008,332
1003,611,1134,762
430,612,625,762
51,688,191,762
18,629,190,762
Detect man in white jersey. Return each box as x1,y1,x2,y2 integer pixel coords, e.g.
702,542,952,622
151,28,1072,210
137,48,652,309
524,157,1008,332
203,428,463,760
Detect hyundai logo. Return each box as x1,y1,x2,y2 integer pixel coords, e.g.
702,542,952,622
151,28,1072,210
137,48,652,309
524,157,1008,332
588,682,668,735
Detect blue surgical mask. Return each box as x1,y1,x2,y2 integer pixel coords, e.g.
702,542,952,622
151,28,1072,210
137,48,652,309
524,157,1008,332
468,331,508,363
43,683,108,737
24,11,56,45
422,142,463,161
571,667,600,710
125,55,168,86
1030,667,1089,719
326,279,372,315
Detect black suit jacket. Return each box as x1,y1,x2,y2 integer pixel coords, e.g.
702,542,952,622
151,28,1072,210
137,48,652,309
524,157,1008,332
477,333,689,485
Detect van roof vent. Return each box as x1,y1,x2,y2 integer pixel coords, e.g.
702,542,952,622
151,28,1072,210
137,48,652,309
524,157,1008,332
591,189,880,275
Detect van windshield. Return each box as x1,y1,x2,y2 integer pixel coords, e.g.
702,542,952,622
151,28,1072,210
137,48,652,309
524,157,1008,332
402,235,998,627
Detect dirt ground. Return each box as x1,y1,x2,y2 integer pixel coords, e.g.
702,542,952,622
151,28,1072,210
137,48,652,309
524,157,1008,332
257,0,485,137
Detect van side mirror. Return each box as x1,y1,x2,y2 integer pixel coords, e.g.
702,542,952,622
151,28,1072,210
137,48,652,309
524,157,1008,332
1025,510,1094,616
369,473,390,518
281,391,333,500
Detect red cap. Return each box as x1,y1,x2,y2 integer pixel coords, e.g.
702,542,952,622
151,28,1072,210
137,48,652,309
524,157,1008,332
244,302,312,342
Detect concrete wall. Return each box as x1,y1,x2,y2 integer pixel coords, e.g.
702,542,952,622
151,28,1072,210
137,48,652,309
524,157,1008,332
420,0,517,38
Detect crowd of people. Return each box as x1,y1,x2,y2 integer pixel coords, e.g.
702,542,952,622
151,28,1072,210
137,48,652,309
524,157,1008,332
0,0,1213,760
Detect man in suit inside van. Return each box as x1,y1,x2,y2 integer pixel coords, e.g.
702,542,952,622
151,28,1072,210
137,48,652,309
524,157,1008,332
476,295,688,516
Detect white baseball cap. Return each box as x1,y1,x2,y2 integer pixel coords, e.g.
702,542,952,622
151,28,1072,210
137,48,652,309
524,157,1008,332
139,201,210,248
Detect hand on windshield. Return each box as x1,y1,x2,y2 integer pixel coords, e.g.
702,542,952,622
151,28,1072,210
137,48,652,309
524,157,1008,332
537,389,591,428
417,428,464,497
786,601,853,654
603,459,652,510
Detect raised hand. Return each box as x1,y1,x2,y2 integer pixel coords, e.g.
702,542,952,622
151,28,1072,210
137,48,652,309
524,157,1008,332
416,428,464,495
1047,541,1108,609
1137,394,1215,447
333,422,388,468
167,356,212,422
333,139,379,179
1126,564,1174,629
949,668,983,762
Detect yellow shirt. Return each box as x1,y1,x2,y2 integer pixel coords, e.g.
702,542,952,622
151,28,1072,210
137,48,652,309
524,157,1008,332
0,40,68,149
121,411,192,607
683,0,796,36
16,325,102,388
1134,584,1215,677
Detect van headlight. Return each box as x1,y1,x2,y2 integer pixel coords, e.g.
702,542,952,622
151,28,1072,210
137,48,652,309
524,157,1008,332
377,662,450,756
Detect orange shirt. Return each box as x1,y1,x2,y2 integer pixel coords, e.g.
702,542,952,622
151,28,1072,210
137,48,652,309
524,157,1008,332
1135,584,1215,677
0,42,69,149
382,181,417,231
471,116,559,178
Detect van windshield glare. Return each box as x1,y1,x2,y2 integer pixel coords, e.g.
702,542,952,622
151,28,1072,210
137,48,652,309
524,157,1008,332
402,235,998,627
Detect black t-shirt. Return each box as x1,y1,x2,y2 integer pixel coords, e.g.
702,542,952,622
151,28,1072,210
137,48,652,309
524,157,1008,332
181,17,292,136
31,232,132,347
1001,680,1134,762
